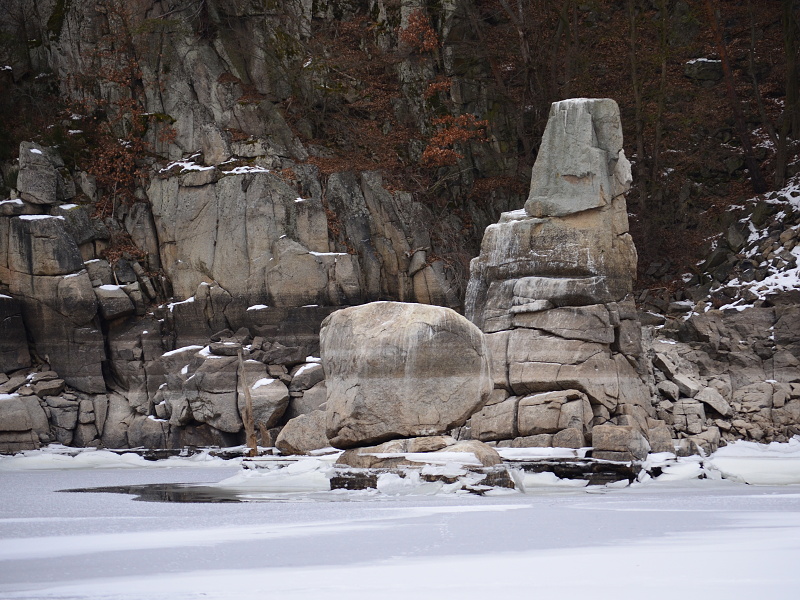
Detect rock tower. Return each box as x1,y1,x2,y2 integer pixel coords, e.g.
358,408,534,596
465,98,664,459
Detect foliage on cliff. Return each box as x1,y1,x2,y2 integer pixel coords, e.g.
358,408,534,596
0,0,798,292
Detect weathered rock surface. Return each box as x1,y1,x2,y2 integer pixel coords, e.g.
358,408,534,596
525,99,631,218
275,409,329,455
470,395,518,442
16,143,74,205
463,98,654,456
237,362,290,430
284,381,327,421
517,390,593,437
322,302,493,449
0,295,31,373
591,424,651,461
650,303,800,446
1,211,105,393
149,168,459,319
95,286,135,321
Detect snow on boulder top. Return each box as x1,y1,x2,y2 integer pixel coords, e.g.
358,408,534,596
686,58,721,64
706,437,800,485
198,345,225,358
59,203,78,210
712,437,800,458
0,447,236,471
18,214,64,221
246,304,269,311
29,148,42,155
159,160,215,174
161,345,204,358
0,294,12,299
0,199,23,206
166,296,195,311
224,165,271,175
292,364,317,378
98,284,123,291
252,378,276,389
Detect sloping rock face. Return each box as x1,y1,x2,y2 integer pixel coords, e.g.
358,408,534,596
321,302,493,449
465,99,657,450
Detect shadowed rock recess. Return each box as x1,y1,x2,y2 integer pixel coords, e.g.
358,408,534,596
1,95,798,465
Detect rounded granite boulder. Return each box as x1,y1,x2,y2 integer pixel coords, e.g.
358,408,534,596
321,301,493,449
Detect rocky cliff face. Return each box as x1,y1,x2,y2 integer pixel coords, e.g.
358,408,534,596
0,1,798,455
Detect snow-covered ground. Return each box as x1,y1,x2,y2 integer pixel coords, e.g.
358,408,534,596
1,442,799,600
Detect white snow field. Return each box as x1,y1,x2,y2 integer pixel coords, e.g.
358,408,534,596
1,442,799,600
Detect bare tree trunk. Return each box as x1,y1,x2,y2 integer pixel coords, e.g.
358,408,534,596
705,0,768,193
237,350,258,457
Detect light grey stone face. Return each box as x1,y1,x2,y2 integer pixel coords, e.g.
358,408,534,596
591,424,651,461
696,387,732,417
470,396,519,442
275,409,329,455
461,97,658,454
525,99,631,218
517,390,592,437
8,216,84,277
321,302,493,449
237,360,289,430
17,142,74,205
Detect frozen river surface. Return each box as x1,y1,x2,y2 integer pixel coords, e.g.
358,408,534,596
1,453,799,600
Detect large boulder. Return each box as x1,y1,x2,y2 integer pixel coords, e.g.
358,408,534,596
591,424,650,461
8,215,84,276
517,389,593,436
237,360,290,430
275,409,329,455
284,380,327,421
16,142,75,205
321,302,493,449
